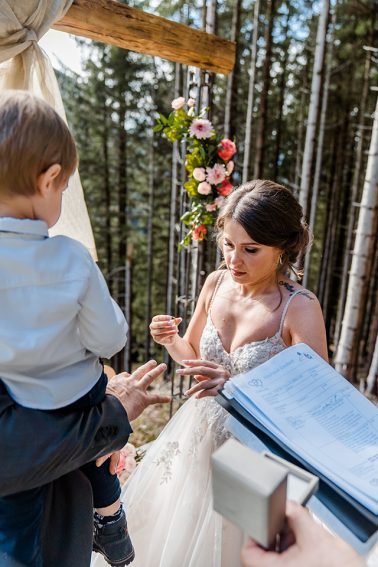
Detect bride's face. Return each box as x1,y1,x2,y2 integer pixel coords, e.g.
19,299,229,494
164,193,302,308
222,219,282,285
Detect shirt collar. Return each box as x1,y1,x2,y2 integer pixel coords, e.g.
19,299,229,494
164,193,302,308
0,217,49,238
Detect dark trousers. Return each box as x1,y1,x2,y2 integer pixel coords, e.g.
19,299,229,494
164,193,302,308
0,373,121,566
0,485,47,567
65,372,121,508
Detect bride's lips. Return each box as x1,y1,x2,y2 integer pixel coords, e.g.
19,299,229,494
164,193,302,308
230,268,246,277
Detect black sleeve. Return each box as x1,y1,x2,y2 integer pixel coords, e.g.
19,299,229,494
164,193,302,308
0,381,132,496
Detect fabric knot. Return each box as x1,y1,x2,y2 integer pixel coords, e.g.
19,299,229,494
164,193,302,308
25,28,38,43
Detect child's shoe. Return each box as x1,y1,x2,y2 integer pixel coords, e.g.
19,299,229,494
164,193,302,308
93,506,135,566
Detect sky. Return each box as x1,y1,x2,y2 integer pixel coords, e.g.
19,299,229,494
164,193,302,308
39,29,83,74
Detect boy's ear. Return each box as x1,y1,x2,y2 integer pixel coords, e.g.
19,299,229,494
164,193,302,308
37,164,62,196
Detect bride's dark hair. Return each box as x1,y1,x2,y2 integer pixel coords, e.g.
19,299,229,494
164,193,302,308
216,179,311,278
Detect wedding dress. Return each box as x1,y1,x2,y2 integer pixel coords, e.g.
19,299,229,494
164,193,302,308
92,289,301,567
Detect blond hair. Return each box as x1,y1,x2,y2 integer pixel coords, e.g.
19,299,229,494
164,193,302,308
0,90,77,197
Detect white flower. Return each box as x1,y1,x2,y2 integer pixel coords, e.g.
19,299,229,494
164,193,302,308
189,119,213,139
226,160,234,175
187,98,196,107
197,181,212,195
171,97,186,110
193,167,206,182
205,202,217,212
206,164,226,185
214,196,225,208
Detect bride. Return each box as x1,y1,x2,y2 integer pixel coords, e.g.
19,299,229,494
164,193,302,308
92,179,328,567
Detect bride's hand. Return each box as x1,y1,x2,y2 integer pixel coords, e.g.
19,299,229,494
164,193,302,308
177,360,231,399
150,314,182,346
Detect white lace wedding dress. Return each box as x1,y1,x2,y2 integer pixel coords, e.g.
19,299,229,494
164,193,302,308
91,291,302,567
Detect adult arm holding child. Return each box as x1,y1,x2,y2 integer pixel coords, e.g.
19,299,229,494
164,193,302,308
0,361,169,567
0,360,169,496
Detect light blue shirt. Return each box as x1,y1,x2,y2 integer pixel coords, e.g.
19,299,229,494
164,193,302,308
0,217,128,409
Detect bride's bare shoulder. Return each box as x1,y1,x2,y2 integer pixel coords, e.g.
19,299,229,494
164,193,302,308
202,270,227,311
278,277,318,303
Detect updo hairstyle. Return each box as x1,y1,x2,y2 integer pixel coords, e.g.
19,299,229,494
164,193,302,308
216,179,311,278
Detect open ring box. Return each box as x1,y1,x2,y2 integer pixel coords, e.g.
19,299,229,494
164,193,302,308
211,438,319,549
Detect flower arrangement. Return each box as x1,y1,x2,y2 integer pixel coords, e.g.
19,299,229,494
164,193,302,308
116,442,137,485
154,97,237,247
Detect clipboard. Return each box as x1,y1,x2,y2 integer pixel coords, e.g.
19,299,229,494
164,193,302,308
217,392,378,544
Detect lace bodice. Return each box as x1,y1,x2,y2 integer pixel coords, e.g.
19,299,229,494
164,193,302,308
199,270,302,376
200,311,287,377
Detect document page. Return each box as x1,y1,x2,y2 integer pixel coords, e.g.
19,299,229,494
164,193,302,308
224,343,378,514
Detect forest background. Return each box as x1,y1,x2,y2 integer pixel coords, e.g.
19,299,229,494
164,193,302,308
52,0,377,429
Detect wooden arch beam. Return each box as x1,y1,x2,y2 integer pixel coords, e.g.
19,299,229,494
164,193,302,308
53,0,236,75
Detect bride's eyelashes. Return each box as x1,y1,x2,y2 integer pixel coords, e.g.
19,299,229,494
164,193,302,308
223,240,258,254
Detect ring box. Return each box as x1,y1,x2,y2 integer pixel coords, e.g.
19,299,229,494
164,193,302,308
211,439,319,548
262,452,319,506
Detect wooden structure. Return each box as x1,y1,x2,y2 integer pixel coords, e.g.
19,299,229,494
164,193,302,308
54,0,236,74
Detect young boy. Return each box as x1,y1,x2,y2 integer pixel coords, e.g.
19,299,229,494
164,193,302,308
0,90,134,566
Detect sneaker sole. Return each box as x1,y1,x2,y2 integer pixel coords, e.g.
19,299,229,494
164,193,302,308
93,542,135,566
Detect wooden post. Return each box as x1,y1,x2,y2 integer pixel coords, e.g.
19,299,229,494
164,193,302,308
53,0,236,75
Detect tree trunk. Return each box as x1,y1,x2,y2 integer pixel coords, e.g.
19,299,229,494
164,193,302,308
334,97,378,379
318,120,341,317
243,0,260,183
293,74,307,198
224,0,242,140
333,49,373,347
166,63,181,319
123,244,133,372
144,134,155,361
101,87,112,281
366,333,378,394
358,233,378,390
299,0,329,219
253,0,276,179
273,10,290,181
317,115,339,304
200,0,217,111
323,110,350,336
165,63,182,375
114,70,129,372
302,5,335,287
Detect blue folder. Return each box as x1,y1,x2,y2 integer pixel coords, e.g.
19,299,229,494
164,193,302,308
217,392,378,543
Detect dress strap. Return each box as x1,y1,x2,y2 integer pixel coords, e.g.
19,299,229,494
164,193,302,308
278,289,302,336
209,270,226,312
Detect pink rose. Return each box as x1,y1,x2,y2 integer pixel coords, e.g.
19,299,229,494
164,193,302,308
205,202,217,212
218,139,237,161
171,97,186,110
193,167,206,182
217,178,234,197
198,181,212,195
192,225,207,241
226,160,234,175
206,164,226,185
187,98,196,107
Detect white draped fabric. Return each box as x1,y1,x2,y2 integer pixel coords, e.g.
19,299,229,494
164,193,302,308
0,0,97,258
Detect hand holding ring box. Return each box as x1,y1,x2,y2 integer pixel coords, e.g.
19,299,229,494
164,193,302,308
211,438,318,548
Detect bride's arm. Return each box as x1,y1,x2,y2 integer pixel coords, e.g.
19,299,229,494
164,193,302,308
150,271,220,364
284,293,328,361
